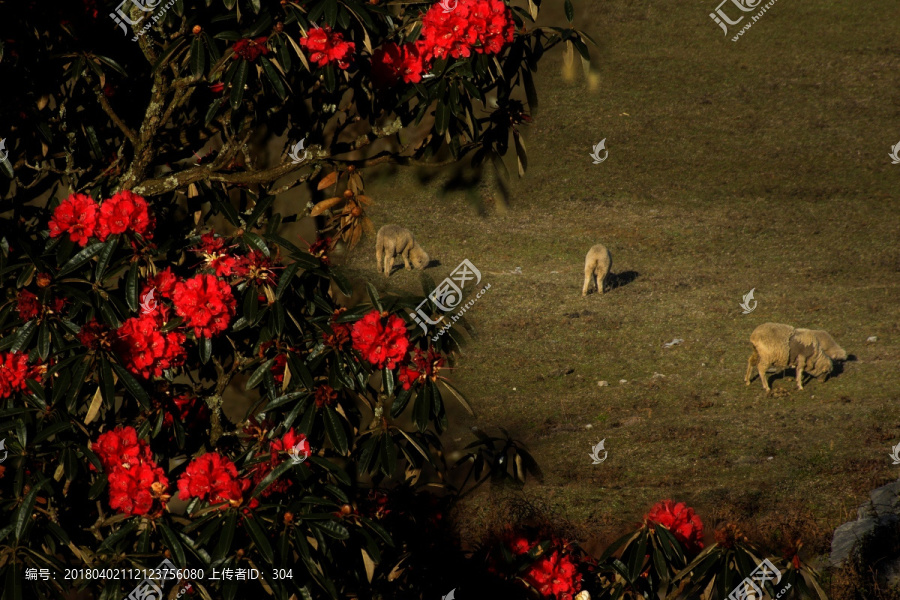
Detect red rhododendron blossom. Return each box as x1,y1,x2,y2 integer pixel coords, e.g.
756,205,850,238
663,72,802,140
92,426,169,516
171,274,236,338
236,250,279,287
0,352,43,399
524,550,583,599
298,26,355,69
78,319,109,350
371,42,428,87
251,429,310,498
323,309,352,348
48,193,99,247
233,37,269,61
116,314,187,379
351,310,409,369
419,0,515,62
314,384,338,408
97,190,153,240
645,499,705,553
177,453,249,506
162,394,210,430
16,290,40,321
143,268,178,299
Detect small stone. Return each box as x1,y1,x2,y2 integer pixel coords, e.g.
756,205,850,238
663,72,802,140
767,456,774,460
619,379,628,384
597,380,609,387
867,336,878,343
585,424,593,429
652,372,665,379
663,338,684,349
512,387,517,391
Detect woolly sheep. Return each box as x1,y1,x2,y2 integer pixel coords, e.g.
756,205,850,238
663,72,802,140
744,322,833,393
795,329,847,362
376,225,430,276
582,244,612,297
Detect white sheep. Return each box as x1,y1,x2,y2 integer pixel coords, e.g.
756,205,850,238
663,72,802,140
745,322,833,393
795,329,847,362
376,225,430,276
582,244,612,297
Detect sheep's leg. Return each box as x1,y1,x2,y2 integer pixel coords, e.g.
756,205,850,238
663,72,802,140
383,244,395,276
598,271,606,294
745,349,759,385
795,356,806,390
582,267,594,297
757,362,771,393
400,243,412,270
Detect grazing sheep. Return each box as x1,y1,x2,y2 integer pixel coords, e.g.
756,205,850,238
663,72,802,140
582,244,612,297
745,322,833,393
796,329,847,362
376,225,430,276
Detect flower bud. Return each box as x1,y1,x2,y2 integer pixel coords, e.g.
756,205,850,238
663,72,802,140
192,25,202,36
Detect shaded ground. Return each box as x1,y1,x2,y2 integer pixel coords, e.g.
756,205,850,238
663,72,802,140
337,0,900,576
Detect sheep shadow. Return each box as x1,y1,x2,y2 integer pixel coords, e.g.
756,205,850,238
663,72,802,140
608,270,640,290
386,259,441,276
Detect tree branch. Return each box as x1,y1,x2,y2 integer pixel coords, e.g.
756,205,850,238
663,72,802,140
93,86,137,145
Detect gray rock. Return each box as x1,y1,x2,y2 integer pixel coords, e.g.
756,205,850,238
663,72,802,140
830,478,900,583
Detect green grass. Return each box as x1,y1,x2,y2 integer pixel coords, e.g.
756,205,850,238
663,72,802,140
338,0,900,567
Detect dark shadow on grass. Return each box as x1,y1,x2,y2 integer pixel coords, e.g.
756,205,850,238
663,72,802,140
609,270,640,290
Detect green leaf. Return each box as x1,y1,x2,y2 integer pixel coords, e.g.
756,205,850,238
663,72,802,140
390,388,412,418
324,406,348,455
365,282,382,312
214,512,238,564
267,391,308,412
15,478,49,541
259,56,287,100
125,261,140,312
243,513,275,565
37,322,50,360
564,0,574,22
33,421,72,444
111,362,151,409
381,368,394,397
205,97,226,126
243,232,270,257
275,262,300,300
413,383,431,432
199,336,212,364
247,359,275,390
57,242,105,277
315,520,349,540
98,520,138,552
435,100,450,136
93,236,119,281
246,195,275,228
9,320,36,353
4,560,21,600
191,36,207,77
230,60,249,110
439,379,476,416
159,523,187,567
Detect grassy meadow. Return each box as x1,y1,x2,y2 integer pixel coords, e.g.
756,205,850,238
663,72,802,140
327,0,900,582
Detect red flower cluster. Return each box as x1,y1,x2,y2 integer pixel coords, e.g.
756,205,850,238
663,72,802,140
323,309,352,349
97,191,153,241
48,191,153,246
645,499,705,553
16,290,41,321
233,37,269,61
116,313,187,379
171,274,236,338
371,42,427,86
398,347,445,390
162,394,210,430
48,193,99,247
314,384,338,408
524,550,583,599
177,452,253,507
351,310,409,370
78,318,110,350
143,268,178,300
371,0,514,87
0,352,42,399
93,427,169,516
298,26,355,70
